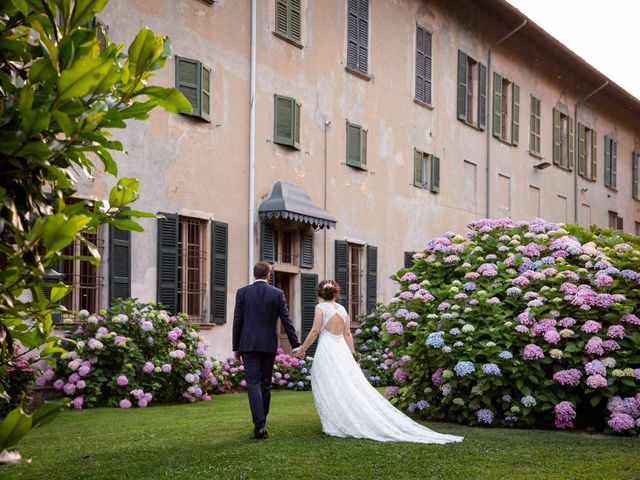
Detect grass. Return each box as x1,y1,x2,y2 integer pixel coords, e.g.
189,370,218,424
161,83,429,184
5,391,639,480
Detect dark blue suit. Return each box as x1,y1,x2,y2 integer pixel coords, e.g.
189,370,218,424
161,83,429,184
233,280,300,430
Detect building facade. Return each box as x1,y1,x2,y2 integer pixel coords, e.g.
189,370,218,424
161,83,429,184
67,0,640,358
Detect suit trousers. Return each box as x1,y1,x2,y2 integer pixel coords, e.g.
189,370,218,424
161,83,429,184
241,351,276,430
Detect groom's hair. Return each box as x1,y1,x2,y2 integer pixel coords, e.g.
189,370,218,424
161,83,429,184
253,262,271,279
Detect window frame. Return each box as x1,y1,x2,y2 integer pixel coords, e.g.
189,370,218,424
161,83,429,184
177,216,208,323
347,243,365,326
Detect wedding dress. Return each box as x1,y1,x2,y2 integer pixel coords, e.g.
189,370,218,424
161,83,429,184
310,302,463,444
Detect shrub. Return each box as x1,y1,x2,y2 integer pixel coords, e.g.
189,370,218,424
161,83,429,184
354,318,396,385
1,347,38,417
40,300,214,409
376,219,640,433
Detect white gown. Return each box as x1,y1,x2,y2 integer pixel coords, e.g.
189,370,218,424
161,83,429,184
310,302,463,444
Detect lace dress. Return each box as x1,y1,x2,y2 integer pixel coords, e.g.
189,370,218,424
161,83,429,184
310,302,463,444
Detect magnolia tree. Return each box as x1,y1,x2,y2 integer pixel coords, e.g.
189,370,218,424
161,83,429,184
376,219,640,434
0,0,189,463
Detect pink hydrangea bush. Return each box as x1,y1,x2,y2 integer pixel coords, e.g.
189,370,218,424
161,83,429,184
39,300,215,408
374,219,640,433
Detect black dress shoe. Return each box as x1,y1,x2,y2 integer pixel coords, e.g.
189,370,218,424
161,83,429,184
253,427,268,440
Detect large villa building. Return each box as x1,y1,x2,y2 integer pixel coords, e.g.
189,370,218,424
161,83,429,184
65,0,640,357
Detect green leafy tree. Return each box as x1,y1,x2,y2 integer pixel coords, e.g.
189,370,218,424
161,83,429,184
0,0,190,463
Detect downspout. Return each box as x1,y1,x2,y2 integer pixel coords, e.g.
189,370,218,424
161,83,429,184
323,120,331,278
485,19,527,218
248,0,257,283
573,80,608,223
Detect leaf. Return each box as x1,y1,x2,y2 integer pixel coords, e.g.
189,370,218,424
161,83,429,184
108,178,140,208
0,405,32,450
52,111,74,137
50,285,71,303
127,28,159,78
69,0,109,30
31,400,67,429
10,0,28,15
42,213,90,251
139,86,192,113
58,56,116,101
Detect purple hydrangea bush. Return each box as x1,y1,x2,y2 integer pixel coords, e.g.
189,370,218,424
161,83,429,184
39,300,215,409
353,318,396,385
376,219,640,433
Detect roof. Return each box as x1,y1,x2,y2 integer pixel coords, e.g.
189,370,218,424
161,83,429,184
259,181,337,229
476,0,640,119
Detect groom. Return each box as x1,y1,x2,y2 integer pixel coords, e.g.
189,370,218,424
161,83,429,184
232,262,301,439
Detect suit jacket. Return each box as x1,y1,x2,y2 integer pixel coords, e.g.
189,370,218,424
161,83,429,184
232,280,301,354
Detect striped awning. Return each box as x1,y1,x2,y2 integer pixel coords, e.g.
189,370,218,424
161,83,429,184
258,181,337,229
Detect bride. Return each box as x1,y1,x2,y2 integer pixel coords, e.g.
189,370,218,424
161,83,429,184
295,280,463,444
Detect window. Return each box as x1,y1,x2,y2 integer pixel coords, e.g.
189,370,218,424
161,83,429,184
492,73,519,144
348,243,364,325
552,108,574,169
633,152,640,200
608,211,623,231
577,124,597,180
260,223,314,268
274,0,302,45
457,51,487,128
415,25,432,105
413,149,440,193
177,217,207,323
635,221,640,236
198,0,214,5
60,231,104,316
274,95,301,149
335,241,377,324
604,136,618,189
175,56,211,122
529,95,541,155
346,121,367,169
346,0,369,76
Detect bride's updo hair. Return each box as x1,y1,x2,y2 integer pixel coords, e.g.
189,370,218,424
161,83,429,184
317,280,340,300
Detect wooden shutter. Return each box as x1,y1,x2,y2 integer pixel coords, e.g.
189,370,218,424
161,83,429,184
366,245,377,315
347,0,359,69
414,149,424,188
616,216,624,231
300,230,314,269
360,128,367,167
356,0,368,74
290,0,301,42
577,123,586,176
293,100,301,149
201,65,211,123
175,56,201,117
604,136,612,187
334,240,349,308
633,152,639,199
276,0,288,36
567,116,574,170
492,72,502,138
210,221,228,324
511,83,520,145
423,30,432,105
274,94,295,147
552,108,561,165
300,273,318,355
260,222,276,262
611,139,617,188
430,155,440,193
591,130,597,180
109,218,131,307
404,251,414,269
415,27,425,102
457,51,468,121
478,63,487,129
157,213,179,314
346,122,362,167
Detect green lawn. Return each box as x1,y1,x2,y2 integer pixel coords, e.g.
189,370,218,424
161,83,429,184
5,391,639,480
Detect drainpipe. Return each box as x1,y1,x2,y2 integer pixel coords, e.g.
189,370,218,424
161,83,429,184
323,119,331,278
573,80,608,224
248,0,256,284
485,19,527,218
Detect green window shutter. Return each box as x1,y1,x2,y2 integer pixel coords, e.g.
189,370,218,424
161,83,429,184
404,251,414,269
591,130,597,180
175,56,201,118
201,65,211,123
567,116,574,170
552,108,561,165
357,0,369,74
109,214,131,307
275,0,288,37
346,122,362,167
492,72,502,138
423,30,432,105
334,240,349,308
633,153,639,200
457,51,468,121
210,221,228,324
347,0,358,69
415,27,425,102
300,230,314,269
366,245,377,315
157,213,179,314
360,128,367,167
616,216,624,231
430,155,440,193
290,0,302,42
577,123,586,176
413,149,424,188
260,222,276,262
274,94,295,147
300,273,318,355
604,136,612,187
294,101,301,149
511,83,520,145
478,63,487,129
611,139,617,188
